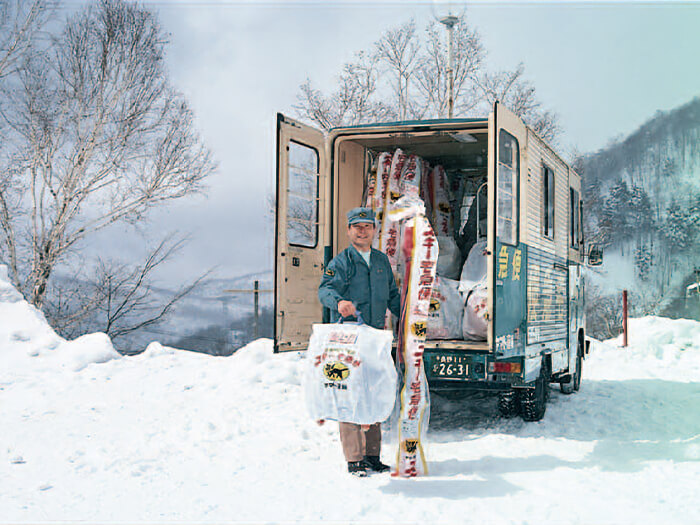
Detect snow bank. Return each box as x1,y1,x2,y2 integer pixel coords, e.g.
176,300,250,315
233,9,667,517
587,316,700,382
1,265,699,524
0,265,120,377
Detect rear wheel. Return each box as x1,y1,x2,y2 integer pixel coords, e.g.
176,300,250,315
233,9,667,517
498,390,518,418
519,361,549,422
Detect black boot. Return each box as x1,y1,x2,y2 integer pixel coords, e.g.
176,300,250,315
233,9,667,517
362,455,390,473
347,460,368,477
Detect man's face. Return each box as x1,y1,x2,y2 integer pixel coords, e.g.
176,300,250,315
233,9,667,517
347,222,375,251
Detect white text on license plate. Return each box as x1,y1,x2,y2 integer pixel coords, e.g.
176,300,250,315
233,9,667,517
432,359,468,378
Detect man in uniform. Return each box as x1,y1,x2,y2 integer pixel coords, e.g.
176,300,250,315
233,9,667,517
318,207,401,477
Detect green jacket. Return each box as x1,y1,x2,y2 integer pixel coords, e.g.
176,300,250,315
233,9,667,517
318,246,401,329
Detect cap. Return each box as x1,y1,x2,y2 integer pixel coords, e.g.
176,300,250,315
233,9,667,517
347,207,375,226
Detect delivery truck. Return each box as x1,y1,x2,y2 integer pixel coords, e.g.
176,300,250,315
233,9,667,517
274,102,602,421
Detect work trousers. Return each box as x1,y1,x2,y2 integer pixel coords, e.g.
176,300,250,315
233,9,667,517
338,422,381,462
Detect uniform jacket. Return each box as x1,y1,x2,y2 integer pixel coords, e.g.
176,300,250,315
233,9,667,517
318,246,401,329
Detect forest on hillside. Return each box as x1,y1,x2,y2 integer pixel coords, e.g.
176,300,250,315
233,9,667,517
581,97,700,337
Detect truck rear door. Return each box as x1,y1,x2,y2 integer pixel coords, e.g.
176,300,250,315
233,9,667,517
490,102,528,358
275,114,328,352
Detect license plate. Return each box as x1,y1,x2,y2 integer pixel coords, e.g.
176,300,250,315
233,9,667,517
430,355,469,379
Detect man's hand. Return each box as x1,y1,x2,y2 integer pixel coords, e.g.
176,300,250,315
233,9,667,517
338,300,356,318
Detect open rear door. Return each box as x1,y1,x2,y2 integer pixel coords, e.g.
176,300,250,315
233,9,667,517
275,114,328,352
489,102,528,359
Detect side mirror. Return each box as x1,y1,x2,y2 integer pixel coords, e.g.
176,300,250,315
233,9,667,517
587,244,603,266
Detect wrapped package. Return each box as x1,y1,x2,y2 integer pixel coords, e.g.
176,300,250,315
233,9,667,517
303,321,397,425
459,240,488,293
427,276,463,340
376,149,407,271
399,154,424,198
429,165,453,237
436,235,461,280
459,240,488,341
463,280,488,341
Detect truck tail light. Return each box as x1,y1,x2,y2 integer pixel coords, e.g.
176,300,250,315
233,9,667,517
488,362,522,374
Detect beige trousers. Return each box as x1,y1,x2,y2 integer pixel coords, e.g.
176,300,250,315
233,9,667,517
338,422,381,462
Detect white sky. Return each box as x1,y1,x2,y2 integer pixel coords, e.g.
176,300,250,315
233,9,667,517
86,1,700,286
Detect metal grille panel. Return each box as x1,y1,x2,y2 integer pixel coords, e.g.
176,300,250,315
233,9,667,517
527,245,568,343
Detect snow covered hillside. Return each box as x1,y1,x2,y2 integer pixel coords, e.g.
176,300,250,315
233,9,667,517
582,97,700,321
1,267,699,523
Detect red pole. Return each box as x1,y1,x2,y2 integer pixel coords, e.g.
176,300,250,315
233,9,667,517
622,290,628,347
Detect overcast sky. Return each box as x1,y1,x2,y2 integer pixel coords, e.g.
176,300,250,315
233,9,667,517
86,0,700,287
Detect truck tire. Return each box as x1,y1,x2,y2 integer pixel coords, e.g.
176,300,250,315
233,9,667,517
498,390,518,418
519,362,548,422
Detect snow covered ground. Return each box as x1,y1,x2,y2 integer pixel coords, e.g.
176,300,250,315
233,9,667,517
1,266,699,524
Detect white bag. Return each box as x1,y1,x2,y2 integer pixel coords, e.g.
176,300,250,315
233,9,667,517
303,321,397,425
463,279,488,341
427,276,463,340
436,236,461,280
459,239,488,293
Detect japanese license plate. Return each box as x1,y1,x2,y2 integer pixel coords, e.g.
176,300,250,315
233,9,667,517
430,354,469,379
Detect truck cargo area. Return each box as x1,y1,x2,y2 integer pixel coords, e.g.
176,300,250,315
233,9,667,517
332,124,492,353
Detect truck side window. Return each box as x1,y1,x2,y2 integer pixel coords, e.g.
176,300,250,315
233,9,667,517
543,165,554,239
287,141,319,248
497,130,519,245
570,187,580,250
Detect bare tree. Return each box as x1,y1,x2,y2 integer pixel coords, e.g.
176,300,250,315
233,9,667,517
474,63,560,143
295,51,395,131
45,234,212,348
375,20,422,120
0,0,215,314
0,0,50,80
294,17,559,139
415,20,484,119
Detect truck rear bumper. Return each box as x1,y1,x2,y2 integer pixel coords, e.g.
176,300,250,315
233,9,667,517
424,346,525,391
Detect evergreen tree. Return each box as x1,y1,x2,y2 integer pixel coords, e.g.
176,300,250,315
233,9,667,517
662,201,697,250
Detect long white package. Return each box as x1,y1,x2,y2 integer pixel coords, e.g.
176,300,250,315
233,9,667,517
428,276,463,340
389,194,436,478
303,321,397,425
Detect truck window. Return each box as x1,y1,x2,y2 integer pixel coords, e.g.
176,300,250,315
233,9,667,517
497,129,519,245
287,141,319,248
570,187,580,250
543,165,554,239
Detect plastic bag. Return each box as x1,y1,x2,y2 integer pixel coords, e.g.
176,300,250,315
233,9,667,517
463,279,488,341
459,240,488,293
427,276,463,340
436,236,461,280
303,321,397,425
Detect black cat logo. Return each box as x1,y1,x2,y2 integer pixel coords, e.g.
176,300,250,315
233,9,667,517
411,321,427,338
402,439,419,454
323,362,350,382
429,299,440,313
